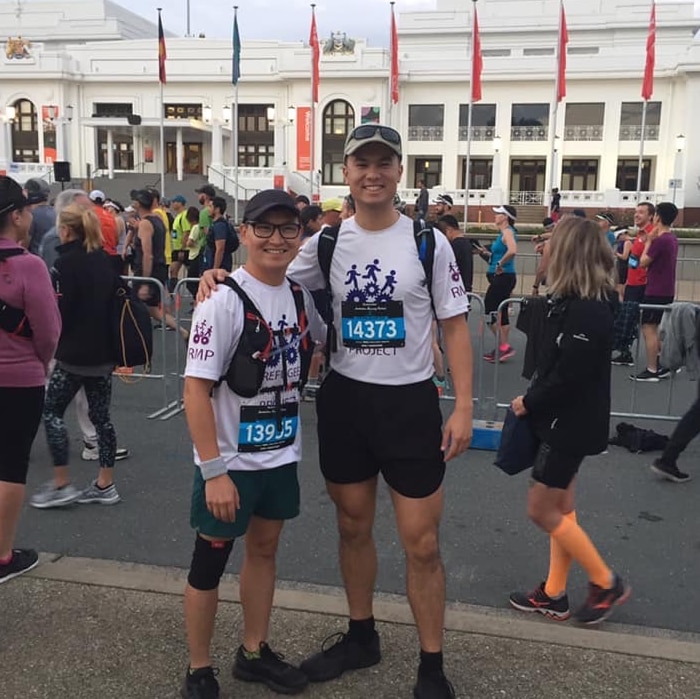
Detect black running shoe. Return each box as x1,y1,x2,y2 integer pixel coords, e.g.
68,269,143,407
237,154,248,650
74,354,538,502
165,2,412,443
509,581,571,621
611,352,635,366
630,369,661,382
181,666,220,699
233,642,308,695
0,548,39,585
414,669,456,699
651,459,691,483
573,573,630,625
299,631,381,683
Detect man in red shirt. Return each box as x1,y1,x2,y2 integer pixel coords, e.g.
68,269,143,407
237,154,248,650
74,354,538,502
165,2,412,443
90,190,121,274
611,202,654,366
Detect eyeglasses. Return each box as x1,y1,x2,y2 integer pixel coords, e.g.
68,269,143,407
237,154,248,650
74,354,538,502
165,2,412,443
348,125,401,146
248,222,302,239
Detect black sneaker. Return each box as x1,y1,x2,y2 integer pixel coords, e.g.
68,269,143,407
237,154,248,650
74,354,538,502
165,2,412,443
414,669,456,699
233,642,308,695
573,573,630,625
181,666,220,699
299,631,381,683
509,581,571,621
630,369,660,382
651,459,691,483
611,352,635,366
656,367,671,379
0,548,39,584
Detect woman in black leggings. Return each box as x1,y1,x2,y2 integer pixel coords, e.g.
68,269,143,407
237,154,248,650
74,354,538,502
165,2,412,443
31,204,121,510
0,176,61,583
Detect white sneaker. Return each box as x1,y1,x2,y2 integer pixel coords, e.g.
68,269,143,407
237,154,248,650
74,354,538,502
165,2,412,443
81,442,130,461
30,481,81,509
77,480,121,505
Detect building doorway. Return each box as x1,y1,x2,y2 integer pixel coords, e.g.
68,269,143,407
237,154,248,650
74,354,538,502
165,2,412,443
166,142,203,175
509,159,546,205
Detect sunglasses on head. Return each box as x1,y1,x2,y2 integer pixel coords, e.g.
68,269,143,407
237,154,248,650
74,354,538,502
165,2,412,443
348,125,401,145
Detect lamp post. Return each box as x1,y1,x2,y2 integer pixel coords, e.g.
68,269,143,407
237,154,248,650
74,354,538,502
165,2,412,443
672,134,686,205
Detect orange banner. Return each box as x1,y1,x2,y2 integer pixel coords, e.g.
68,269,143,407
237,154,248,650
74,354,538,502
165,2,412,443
296,107,311,172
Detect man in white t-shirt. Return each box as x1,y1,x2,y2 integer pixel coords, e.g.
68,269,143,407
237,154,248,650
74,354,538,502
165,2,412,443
181,189,324,699
198,126,473,699
291,126,472,698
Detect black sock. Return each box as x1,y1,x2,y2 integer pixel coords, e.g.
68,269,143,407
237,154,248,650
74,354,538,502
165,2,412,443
419,650,443,675
347,616,375,644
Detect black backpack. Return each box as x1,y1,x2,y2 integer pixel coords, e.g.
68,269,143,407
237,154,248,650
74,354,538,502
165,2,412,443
219,277,313,398
0,248,32,338
225,217,240,255
316,220,437,357
112,278,154,368
609,422,669,453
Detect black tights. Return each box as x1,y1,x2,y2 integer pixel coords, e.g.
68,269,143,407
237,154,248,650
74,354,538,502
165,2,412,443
661,380,700,466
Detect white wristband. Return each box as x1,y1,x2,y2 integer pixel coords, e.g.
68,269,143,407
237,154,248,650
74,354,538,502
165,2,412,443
199,456,227,480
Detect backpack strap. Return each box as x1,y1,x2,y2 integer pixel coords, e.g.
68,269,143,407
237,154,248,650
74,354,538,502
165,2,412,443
287,278,313,388
413,219,437,319
0,248,26,262
220,277,261,320
316,225,341,360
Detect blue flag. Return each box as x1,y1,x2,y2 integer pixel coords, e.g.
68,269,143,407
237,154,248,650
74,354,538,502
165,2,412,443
232,14,241,85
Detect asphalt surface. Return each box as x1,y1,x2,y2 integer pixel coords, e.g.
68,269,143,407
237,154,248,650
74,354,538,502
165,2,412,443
13,309,700,638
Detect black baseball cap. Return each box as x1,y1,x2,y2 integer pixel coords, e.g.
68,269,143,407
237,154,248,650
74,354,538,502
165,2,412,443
195,185,216,198
243,190,299,222
596,212,616,225
24,178,51,204
0,175,29,215
434,194,454,207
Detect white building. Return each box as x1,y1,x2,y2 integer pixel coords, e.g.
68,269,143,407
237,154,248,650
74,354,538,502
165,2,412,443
1,0,699,224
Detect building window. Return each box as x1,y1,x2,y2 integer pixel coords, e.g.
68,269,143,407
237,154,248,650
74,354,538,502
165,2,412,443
238,104,274,167
509,159,547,204
483,49,511,57
11,99,39,163
511,104,549,141
408,105,444,141
414,157,442,189
619,102,661,141
568,46,599,55
561,159,599,191
461,158,493,189
164,103,203,120
523,48,554,56
458,104,496,141
564,103,604,141
322,100,355,185
616,158,652,192
97,130,134,171
238,143,275,168
92,103,133,118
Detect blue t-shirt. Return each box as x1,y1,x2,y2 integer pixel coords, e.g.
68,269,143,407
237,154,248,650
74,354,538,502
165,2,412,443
488,227,517,274
204,218,232,272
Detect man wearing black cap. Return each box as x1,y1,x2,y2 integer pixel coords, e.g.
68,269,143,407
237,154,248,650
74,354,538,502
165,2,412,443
289,125,471,698
181,189,324,699
24,178,55,255
432,193,453,219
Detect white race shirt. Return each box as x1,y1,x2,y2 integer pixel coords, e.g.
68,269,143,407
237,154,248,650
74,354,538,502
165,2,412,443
185,267,325,472
288,214,468,385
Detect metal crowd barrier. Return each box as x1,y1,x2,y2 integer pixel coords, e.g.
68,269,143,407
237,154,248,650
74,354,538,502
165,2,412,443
489,298,686,424
158,277,201,421
115,275,179,419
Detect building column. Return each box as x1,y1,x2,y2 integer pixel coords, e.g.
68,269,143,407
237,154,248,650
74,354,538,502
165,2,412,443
211,122,223,168
107,128,114,179
55,119,66,162
176,127,184,182
0,118,9,172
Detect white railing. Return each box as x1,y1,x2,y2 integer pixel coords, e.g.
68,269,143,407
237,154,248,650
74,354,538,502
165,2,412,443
559,190,605,204
563,125,604,141
408,125,444,141
509,191,545,206
458,126,495,141
510,126,548,141
619,125,659,141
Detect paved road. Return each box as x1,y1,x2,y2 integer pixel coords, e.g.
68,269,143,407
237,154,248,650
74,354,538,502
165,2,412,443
14,316,700,636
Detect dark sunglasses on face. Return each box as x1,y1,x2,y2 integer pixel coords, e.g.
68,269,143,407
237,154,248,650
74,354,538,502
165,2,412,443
348,125,401,146
248,221,302,239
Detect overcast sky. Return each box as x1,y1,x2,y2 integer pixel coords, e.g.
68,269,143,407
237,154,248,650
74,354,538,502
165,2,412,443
112,0,434,46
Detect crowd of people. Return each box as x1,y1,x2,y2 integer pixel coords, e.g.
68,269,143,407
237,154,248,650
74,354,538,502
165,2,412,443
0,121,698,699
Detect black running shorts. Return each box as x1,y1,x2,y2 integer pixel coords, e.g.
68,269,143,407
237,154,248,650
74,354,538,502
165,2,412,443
316,371,446,499
531,442,584,490
641,295,673,326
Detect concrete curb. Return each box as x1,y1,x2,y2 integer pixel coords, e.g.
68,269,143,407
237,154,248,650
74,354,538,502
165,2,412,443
30,554,700,665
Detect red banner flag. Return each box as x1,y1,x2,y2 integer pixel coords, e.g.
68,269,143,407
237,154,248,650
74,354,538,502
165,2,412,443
557,3,568,102
471,4,483,102
158,13,167,84
310,9,320,104
642,1,656,100
390,3,399,104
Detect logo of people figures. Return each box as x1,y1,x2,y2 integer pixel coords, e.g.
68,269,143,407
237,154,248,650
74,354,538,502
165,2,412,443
193,320,213,345
344,258,398,303
266,314,302,368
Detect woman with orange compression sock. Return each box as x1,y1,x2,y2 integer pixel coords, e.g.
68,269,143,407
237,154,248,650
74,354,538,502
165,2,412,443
508,216,630,625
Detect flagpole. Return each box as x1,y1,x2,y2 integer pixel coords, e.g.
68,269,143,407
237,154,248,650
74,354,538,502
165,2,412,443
310,3,317,201
547,1,563,215
233,5,240,223
388,2,395,127
635,99,648,201
464,1,479,227
158,7,165,198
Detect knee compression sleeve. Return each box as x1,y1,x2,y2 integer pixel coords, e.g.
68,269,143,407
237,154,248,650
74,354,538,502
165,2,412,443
187,535,234,591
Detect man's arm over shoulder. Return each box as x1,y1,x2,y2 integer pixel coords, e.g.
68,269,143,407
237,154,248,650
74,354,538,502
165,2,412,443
288,233,325,291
